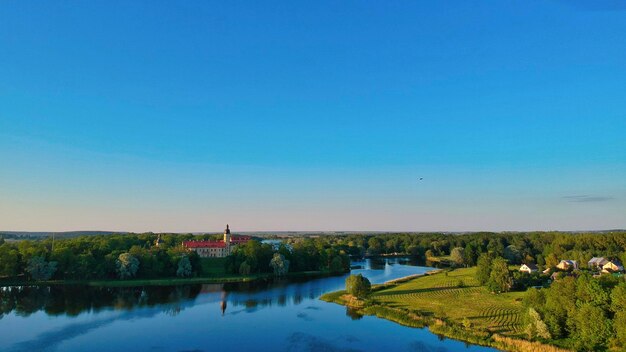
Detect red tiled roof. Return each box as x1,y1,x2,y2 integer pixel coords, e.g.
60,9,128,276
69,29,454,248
183,236,251,249
231,236,251,243
183,240,226,248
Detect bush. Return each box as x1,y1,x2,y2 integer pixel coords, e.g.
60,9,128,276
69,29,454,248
346,274,371,298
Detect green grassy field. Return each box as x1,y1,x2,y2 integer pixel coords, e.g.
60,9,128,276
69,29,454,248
371,267,526,335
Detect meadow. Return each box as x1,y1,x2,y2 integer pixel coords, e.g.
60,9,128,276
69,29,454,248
371,267,526,335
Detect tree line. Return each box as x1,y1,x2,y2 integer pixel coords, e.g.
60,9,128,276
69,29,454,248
0,233,352,281
2,231,626,282
523,274,626,351
225,238,350,276
0,233,207,281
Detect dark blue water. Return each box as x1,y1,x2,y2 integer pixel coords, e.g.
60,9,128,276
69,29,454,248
0,258,498,352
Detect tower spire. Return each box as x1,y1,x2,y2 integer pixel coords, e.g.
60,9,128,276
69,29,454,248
223,224,231,251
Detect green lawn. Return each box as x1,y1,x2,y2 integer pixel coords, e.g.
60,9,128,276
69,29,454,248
371,267,526,335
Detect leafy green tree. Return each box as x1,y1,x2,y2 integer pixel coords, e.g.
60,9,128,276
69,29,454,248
476,254,492,285
504,245,522,264
525,308,551,340
575,273,609,309
0,244,21,277
536,254,545,266
269,253,290,276
367,237,382,255
176,256,192,278
545,253,559,268
487,257,511,293
572,303,612,351
487,238,505,257
543,276,577,338
614,310,626,349
26,256,57,280
611,282,626,313
523,287,546,308
239,261,251,275
345,274,371,299
463,243,478,266
329,256,344,273
450,247,465,267
116,253,139,279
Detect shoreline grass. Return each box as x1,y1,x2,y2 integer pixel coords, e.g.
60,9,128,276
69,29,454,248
321,268,572,352
0,270,336,288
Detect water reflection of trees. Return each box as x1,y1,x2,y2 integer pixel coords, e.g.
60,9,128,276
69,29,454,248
0,281,314,319
0,285,202,319
345,307,363,320
1,258,428,319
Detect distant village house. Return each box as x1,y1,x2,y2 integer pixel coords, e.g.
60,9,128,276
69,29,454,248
519,263,538,274
588,257,609,270
556,260,578,271
602,259,624,273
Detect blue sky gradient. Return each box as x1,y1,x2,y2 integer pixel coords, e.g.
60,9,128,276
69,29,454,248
1,1,625,231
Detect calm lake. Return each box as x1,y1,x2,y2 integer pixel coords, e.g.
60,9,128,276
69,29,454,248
0,258,498,352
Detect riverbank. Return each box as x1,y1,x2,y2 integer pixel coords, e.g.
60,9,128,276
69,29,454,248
383,269,443,284
321,268,571,352
0,270,339,288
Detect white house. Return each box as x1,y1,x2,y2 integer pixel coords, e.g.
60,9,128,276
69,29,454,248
519,263,539,274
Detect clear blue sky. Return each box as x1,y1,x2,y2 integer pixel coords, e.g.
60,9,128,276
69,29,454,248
1,1,625,232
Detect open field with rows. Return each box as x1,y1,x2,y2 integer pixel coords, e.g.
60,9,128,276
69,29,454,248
372,267,526,335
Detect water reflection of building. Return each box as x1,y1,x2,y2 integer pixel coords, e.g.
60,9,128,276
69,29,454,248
220,292,228,315
182,224,251,258
199,284,229,315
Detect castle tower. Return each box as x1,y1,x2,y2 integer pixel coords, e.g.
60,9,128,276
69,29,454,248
223,224,231,248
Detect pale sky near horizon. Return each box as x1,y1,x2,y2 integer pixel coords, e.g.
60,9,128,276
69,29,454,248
1,1,625,232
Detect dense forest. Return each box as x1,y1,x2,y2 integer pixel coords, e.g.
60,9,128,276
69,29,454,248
1,231,626,282
522,274,626,351
0,233,352,281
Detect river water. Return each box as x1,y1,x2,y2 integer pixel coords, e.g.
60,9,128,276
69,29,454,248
0,258,498,352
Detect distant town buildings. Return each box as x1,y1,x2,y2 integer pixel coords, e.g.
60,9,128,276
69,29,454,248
545,256,625,280
182,225,251,258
